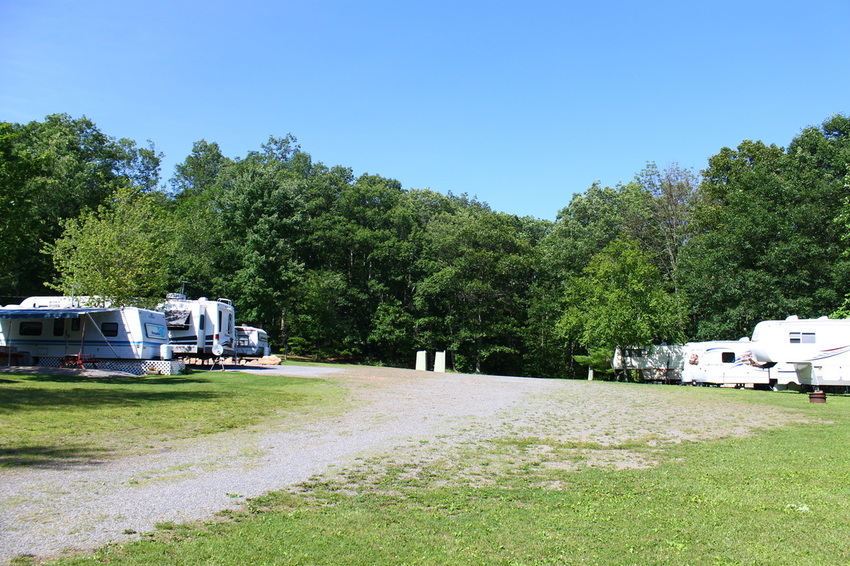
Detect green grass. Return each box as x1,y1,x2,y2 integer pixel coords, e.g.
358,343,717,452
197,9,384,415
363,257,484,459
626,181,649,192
0,370,344,468
9,381,850,565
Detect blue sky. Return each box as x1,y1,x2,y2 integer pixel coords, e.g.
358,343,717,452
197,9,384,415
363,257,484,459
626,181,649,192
2,0,848,220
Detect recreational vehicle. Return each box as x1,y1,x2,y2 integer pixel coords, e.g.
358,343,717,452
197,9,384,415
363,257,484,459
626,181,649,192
158,294,236,357
235,325,271,357
749,316,850,389
0,297,172,363
611,345,684,382
681,339,798,389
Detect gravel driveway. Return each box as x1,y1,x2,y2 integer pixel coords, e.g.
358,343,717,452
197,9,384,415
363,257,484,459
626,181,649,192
0,365,796,564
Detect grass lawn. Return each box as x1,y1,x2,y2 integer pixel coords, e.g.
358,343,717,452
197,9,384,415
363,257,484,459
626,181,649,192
6,377,850,565
0,369,345,468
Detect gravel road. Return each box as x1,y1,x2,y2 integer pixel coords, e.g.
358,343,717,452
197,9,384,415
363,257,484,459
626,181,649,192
0,366,797,564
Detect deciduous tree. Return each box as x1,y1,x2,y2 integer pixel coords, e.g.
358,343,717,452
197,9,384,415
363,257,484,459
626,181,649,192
0,114,161,298
415,205,534,374
47,187,175,306
559,237,684,377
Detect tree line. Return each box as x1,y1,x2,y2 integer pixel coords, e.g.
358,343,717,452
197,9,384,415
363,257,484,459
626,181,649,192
2,113,849,377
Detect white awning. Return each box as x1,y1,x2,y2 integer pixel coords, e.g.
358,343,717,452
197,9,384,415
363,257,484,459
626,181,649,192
0,308,116,319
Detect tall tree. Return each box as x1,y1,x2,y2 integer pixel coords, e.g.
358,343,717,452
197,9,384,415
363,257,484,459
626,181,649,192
46,187,175,307
0,121,41,297
215,137,307,338
785,115,850,311
170,140,230,199
291,171,423,361
0,114,161,298
414,205,534,374
632,163,699,290
678,140,790,338
558,237,684,377
530,181,651,377
538,183,628,282
680,117,850,339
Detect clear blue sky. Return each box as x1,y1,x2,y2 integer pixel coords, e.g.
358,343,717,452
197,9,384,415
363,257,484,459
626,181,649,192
2,0,848,220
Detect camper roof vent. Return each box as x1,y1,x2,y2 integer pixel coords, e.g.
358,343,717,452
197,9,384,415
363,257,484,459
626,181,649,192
166,293,186,301
785,315,799,321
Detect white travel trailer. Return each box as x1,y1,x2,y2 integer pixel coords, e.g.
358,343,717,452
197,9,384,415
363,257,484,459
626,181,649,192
0,297,179,373
158,294,236,358
681,339,798,388
611,345,684,382
235,325,271,357
749,316,850,389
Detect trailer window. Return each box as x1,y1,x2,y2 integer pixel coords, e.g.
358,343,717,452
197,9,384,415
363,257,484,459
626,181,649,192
19,321,42,336
721,352,736,363
625,348,644,358
789,332,816,344
71,318,80,331
145,323,167,339
53,318,65,337
101,322,119,337
199,314,205,331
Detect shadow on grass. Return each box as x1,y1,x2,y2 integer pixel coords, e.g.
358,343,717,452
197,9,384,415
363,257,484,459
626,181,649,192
0,388,222,411
0,444,115,469
24,374,212,385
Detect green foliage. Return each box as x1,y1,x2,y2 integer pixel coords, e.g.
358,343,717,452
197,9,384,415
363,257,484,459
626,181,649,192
681,117,850,338
414,205,534,374
216,141,306,326
831,301,850,319
170,140,230,199
540,182,628,281
289,169,420,362
367,299,416,361
531,175,693,378
39,387,850,566
572,347,615,377
289,270,352,359
631,162,699,290
6,112,850,376
0,370,340,467
0,114,161,297
46,187,176,307
560,237,685,357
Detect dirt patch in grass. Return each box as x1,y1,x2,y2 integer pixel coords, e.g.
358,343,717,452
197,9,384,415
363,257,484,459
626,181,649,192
1,366,806,564
299,375,803,496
